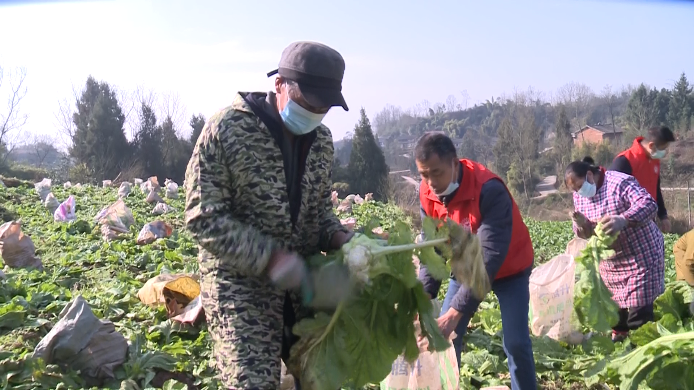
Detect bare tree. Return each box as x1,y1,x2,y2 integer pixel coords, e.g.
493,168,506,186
460,90,470,110
556,82,594,131
602,84,617,134
159,92,187,136
31,134,56,168
445,94,458,112
0,66,28,164
54,84,81,151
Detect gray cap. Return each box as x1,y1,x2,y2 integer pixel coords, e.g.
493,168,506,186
267,41,348,111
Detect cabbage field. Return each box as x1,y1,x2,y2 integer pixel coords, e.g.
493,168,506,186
0,182,692,390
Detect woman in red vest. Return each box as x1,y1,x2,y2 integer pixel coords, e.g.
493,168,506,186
609,126,675,232
566,158,665,342
415,132,537,390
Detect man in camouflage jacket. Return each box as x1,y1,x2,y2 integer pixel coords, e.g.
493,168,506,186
184,41,353,389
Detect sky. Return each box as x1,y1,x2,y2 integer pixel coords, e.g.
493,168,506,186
1,0,693,147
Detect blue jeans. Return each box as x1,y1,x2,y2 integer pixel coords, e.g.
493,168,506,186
441,267,537,390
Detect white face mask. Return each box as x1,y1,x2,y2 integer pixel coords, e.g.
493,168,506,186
577,180,596,198
435,162,459,197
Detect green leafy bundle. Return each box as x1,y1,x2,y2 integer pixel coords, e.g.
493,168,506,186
604,325,694,390
573,223,620,333
287,219,453,390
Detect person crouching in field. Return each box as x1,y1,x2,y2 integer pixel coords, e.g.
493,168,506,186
415,132,537,390
565,157,665,342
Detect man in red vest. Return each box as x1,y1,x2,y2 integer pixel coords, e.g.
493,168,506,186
609,126,675,232
415,132,537,390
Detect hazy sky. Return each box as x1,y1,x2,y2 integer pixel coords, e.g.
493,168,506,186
1,0,693,145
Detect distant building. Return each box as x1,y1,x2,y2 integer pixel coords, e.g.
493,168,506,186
572,124,624,146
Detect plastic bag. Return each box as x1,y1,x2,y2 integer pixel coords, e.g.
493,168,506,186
133,178,143,185
136,220,173,245
74,183,83,189
141,176,160,194
117,182,131,198
63,181,72,189
364,193,374,202
0,221,42,270
102,180,112,188
152,202,174,215
94,200,134,241
380,330,459,390
54,196,76,222
32,295,127,383
354,194,364,205
137,273,200,306
331,191,339,206
146,189,164,204
35,178,52,202
565,237,588,258
164,179,179,199
44,193,60,213
529,253,581,343
340,217,357,230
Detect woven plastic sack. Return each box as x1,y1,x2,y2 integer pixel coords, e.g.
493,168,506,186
35,178,52,202
0,221,42,270
380,334,458,390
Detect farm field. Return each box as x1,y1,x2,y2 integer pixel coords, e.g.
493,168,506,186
0,183,692,390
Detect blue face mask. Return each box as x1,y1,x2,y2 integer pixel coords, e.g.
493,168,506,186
651,149,666,160
435,162,460,197
280,99,327,135
577,180,596,198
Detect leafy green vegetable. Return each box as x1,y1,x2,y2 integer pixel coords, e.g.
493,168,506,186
288,220,449,390
573,223,620,333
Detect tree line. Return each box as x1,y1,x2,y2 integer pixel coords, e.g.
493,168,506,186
343,72,694,199
1,72,207,185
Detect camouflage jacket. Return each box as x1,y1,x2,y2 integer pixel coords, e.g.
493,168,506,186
184,92,348,277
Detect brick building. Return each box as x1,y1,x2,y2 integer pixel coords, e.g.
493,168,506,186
572,124,624,146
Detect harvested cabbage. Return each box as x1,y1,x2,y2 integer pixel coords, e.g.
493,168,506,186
342,216,490,299
573,222,620,332
287,217,489,390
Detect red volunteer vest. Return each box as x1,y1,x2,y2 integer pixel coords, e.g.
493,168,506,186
616,137,660,200
420,159,534,280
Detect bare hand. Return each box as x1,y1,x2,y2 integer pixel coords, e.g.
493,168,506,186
571,211,590,230
436,308,463,340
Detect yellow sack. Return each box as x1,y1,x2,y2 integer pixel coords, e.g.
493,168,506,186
137,274,200,310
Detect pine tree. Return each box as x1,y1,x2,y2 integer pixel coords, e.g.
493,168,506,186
70,76,130,180
347,108,390,200
189,114,206,144
667,73,693,133
132,103,163,178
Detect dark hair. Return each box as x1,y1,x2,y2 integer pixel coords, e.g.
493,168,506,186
581,156,595,165
414,132,457,162
645,126,675,146
565,159,600,179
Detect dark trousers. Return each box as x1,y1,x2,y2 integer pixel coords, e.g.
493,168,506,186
613,304,654,333
441,267,537,390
